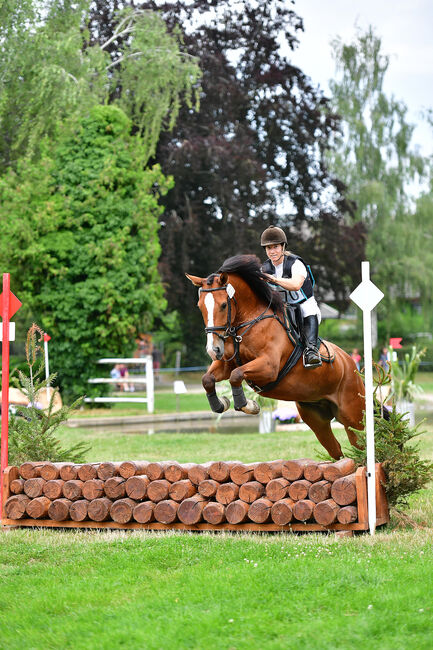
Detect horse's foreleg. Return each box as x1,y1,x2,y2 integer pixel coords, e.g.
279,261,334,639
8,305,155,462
202,361,231,414
228,360,274,415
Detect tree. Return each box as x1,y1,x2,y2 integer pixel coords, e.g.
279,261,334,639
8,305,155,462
0,105,172,398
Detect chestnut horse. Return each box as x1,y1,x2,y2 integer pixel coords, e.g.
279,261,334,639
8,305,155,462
186,255,365,459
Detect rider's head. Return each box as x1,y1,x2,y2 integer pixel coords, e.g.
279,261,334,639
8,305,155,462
260,225,287,266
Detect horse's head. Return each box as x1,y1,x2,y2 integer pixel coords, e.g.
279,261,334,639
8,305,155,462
186,271,236,361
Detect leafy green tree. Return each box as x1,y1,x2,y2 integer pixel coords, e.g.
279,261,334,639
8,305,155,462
0,105,172,398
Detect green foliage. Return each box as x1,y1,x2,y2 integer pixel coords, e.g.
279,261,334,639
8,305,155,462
0,105,172,398
8,324,90,466
391,346,426,402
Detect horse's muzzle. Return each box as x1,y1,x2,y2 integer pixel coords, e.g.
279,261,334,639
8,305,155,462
207,341,224,361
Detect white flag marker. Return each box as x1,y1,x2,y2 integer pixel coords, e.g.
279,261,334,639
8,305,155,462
350,261,384,535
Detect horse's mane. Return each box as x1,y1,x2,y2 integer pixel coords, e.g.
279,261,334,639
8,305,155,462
216,254,283,312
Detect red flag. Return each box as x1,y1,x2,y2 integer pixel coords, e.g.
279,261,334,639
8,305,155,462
389,337,403,349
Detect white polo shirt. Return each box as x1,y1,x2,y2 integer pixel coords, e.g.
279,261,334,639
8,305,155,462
273,260,322,322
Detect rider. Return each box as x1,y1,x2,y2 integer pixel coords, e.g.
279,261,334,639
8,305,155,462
260,225,322,368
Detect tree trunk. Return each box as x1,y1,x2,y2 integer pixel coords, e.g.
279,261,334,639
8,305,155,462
308,480,332,503
202,502,226,525
253,460,284,484
337,505,358,524
133,501,155,523
239,481,265,504
282,458,314,481
77,464,99,481
110,498,136,524
313,499,340,525
265,478,290,502
169,479,196,502
230,463,259,485
104,477,126,500
82,479,105,501
119,461,149,479
225,499,249,524
5,495,30,519
62,480,84,502
323,458,356,482
177,494,207,524
97,462,122,480
125,475,150,500
40,463,69,481
198,479,220,498
209,461,240,483
87,497,112,522
19,462,44,480
10,478,25,494
59,464,80,481
271,498,295,525
288,479,312,501
26,496,51,519
188,462,215,485
147,480,171,502
248,498,273,523
23,478,45,498
303,461,332,483
330,473,357,505
48,498,72,521
164,462,195,483
43,479,64,500
154,499,179,524
69,499,89,522
215,482,239,505
292,499,315,522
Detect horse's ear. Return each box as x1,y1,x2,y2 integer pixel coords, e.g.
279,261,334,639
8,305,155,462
219,272,228,286
185,273,204,287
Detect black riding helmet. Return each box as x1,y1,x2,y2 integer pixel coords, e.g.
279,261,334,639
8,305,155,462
260,225,287,247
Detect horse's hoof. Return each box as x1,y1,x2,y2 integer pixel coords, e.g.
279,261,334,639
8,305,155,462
241,399,260,415
220,396,231,412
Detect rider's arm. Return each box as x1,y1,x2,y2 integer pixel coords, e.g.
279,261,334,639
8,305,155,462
263,273,305,291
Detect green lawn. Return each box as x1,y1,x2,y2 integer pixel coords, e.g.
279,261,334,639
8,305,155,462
73,390,210,417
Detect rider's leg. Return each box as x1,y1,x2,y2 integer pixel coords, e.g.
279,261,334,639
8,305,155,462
302,315,322,368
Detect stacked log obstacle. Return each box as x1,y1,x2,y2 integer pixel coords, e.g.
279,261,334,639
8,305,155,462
2,458,389,533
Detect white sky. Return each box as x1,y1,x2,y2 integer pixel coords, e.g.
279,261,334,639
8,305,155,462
289,0,433,155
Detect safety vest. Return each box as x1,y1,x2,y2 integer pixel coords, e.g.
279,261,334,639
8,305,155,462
261,254,315,304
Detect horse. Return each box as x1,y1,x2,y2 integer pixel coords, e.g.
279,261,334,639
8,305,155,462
186,254,365,460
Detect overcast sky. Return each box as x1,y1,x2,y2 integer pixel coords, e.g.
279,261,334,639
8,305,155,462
289,0,433,155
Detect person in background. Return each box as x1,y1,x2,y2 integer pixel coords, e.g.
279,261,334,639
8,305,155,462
378,347,390,374
351,348,362,371
110,364,121,391
119,363,130,392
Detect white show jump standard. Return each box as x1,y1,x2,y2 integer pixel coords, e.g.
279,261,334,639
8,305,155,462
85,356,154,413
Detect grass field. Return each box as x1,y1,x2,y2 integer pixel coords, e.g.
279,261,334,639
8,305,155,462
1,385,433,648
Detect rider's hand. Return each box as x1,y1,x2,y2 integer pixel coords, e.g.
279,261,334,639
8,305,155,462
262,272,278,284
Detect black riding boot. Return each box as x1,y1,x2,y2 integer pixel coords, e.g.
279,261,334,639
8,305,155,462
302,315,322,369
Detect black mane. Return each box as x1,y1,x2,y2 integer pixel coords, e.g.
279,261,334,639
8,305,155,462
216,254,283,312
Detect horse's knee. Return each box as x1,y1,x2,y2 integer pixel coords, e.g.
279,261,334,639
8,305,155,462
229,368,244,386
202,373,215,392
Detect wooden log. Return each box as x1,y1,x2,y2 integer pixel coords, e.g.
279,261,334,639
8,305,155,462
26,496,51,519
330,473,357,506
40,462,68,481
97,462,122,480
292,499,315,522
133,501,155,524
48,498,72,521
59,464,80,481
202,502,226,525
323,458,356,482
265,478,290,502
271,498,295,525
208,461,240,483
4,495,30,519
239,481,265,504
87,497,112,522
308,480,332,503
282,458,314,481
177,494,207,525
154,499,179,524
82,479,105,501
303,461,332,483
69,499,89,522
19,462,43,480
77,463,99,481
188,462,214,485
10,478,25,494
146,461,176,481
104,477,126,500
119,461,149,479
125,475,150,500
110,498,136,524
248,497,273,523
337,505,358,524
225,499,249,524
198,479,220,498
43,479,64,500
253,460,284,484
24,478,46,498
230,463,259,485
313,499,340,525
215,482,239,505
288,479,312,501
164,462,195,483
147,480,171,502
62,480,84,502
169,479,196,502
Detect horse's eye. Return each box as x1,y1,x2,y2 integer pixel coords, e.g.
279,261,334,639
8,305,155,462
221,302,227,310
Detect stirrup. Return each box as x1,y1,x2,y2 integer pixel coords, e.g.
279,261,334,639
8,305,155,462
303,347,322,369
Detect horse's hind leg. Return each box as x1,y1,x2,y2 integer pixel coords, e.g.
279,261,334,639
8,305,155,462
296,402,343,460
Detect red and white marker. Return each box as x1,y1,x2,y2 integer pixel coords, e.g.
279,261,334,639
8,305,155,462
44,333,51,401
